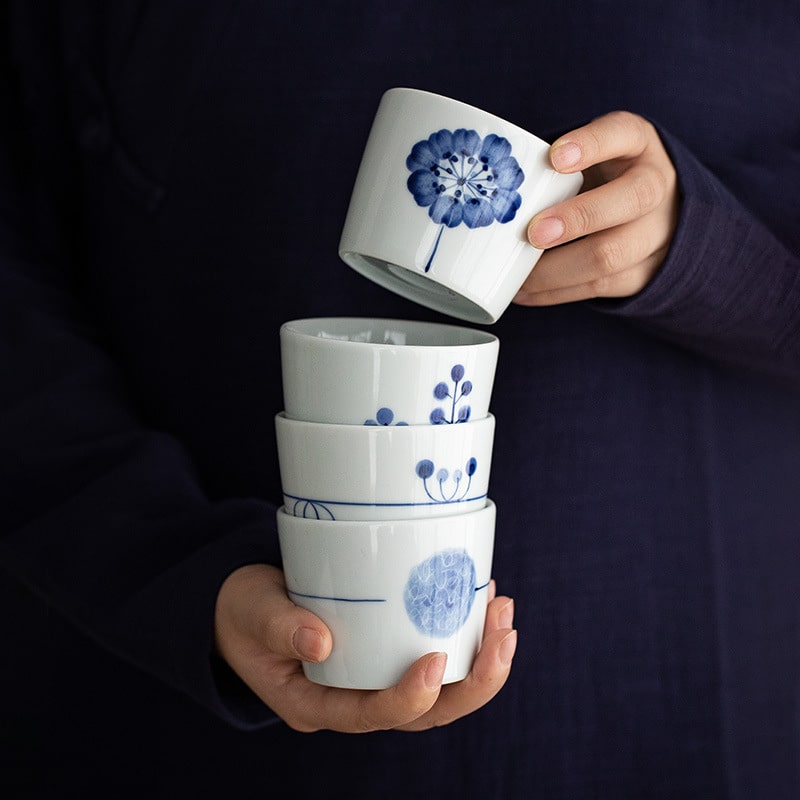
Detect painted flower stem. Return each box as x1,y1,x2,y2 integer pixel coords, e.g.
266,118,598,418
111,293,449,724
424,224,445,272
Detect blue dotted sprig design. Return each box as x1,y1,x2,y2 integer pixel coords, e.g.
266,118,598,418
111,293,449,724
415,456,478,503
364,407,409,426
431,364,472,424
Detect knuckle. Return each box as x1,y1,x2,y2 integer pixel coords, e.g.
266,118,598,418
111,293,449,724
421,712,450,730
607,110,651,154
279,705,322,733
650,164,670,204
593,237,626,277
605,110,638,136
354,697,387,733
589,272,615,298
359,690,429,733
636,113,660,141
568,199,600,236
583,126,604,161
621,110,650,144
285,717,320,734
628,167,661,215
608,109,637,127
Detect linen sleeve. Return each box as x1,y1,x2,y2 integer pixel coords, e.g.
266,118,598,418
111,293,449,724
0,35,279,732
592,124,800,385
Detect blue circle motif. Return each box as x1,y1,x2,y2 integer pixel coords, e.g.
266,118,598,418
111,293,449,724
403,549,477,638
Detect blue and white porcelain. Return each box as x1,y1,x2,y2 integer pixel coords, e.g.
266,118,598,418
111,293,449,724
276,500,496,689
280,317,498,426
274,411,495,521
339,87,584,324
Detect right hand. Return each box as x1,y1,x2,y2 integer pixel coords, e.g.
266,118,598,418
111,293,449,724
214,563,517,733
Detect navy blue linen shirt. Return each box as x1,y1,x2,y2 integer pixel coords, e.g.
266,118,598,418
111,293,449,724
1,2,799,798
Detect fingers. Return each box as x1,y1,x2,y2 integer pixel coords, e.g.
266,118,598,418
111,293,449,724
398,593,517,732
284,593,516,734
399,630,516,732
548,110,652,175
217,564,517,735
282,651,449,734
215,564,332,665
216,564,456,733
515,110,678,304
516,215,670,303
484,592,514,637
528,160,670,249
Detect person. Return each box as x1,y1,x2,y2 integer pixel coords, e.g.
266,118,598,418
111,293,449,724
1,1,798,798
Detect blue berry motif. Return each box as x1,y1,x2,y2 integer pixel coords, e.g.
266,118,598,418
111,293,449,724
415,456,478,503
404,549,477,637
364,407,409,426
406,128,524,270
430,364,473,424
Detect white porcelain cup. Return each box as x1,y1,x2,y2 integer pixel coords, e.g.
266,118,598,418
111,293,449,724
274,411,494,521
277,500,496,689
280,316,499,426
339,87,583,324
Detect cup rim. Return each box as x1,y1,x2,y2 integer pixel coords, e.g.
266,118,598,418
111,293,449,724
382,86,555,147
279,316,498,349
275,409,495,431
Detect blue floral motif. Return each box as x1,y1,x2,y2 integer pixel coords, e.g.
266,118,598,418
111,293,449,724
364,407,409,426
430,364,473,424
403,549,477,637
406,128,525,271
415,457,478,503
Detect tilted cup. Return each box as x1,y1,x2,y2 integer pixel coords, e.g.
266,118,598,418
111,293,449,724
274,411,494,521
280,316,498,426
276,500,496,689
339,87,583,324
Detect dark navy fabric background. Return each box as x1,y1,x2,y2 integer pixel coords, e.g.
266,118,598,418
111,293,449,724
1,2,799,798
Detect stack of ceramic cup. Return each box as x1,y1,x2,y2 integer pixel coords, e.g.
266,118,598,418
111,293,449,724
275,317,500,690
274,87,583,689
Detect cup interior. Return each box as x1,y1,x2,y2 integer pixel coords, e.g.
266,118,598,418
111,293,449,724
280,316,497,348
279,316,500,425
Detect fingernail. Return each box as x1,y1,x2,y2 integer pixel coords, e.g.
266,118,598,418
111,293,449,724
499,631,518,667
293,627,324,661
551,141,581,171
499,599,514,629
528,216,564,247
425,652,448,689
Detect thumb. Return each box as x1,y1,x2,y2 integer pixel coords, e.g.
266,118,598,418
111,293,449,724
215,563,332,666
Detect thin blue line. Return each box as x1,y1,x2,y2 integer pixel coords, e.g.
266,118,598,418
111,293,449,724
424,224,445,272
282,493,488,508
289,584,490,602
288,590,387,603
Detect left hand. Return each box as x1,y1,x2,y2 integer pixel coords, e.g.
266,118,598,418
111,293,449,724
513,110,679,306
214,563,516,733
